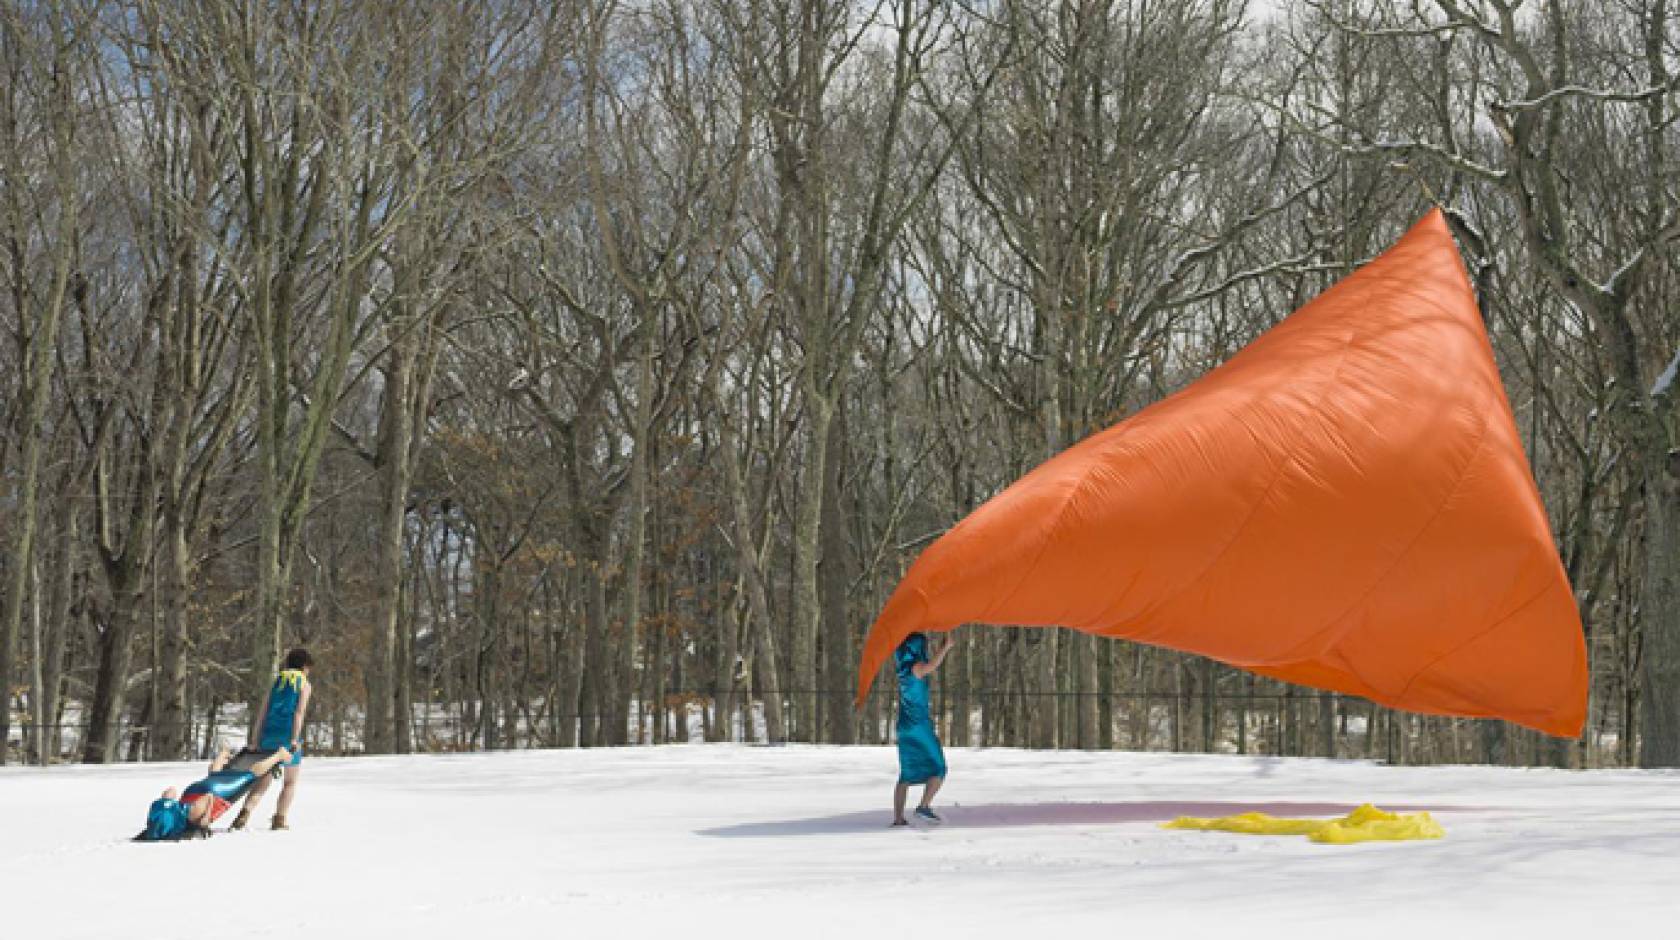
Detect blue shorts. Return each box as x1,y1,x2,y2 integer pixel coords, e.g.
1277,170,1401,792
896,722,947,785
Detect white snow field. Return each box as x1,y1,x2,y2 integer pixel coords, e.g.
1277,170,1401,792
3,745,1677,939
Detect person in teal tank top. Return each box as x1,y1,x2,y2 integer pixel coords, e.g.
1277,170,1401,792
892,631,955,827
232,648,314,831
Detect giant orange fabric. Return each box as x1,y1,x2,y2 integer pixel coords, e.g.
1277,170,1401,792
855,210,1587,736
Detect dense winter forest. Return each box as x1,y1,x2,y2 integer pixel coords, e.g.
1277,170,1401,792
1,0,1676,768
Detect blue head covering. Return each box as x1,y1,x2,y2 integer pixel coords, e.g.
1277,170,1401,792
897,632,928,661
140,798,191,841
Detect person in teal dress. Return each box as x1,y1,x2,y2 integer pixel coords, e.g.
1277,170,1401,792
232,648,314,831
893,631,955,826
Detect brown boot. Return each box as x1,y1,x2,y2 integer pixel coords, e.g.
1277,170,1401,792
230,808,251,831
270,814,289,831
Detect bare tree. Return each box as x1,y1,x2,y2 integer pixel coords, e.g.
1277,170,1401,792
1306,0,1680,766
0,1,87,764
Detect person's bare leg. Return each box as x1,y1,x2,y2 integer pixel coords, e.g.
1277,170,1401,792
892,782,910,825
232,747,290,829
272,762,301,827
919,775,944,810
207,747,231,773
234,774,271,829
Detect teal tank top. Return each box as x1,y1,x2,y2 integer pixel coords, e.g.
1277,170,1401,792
258,670,306,749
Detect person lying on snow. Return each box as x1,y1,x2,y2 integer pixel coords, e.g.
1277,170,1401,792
136,745,294,841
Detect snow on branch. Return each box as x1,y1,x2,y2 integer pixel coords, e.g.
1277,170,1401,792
1304,0,1471,40
1652,345,1680,404
1350,137,1506,184
1495,78,1680,113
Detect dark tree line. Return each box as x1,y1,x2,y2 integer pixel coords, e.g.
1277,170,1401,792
1,0,1676,768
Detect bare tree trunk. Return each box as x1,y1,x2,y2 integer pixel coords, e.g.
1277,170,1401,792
1077,635,1100,749
1203,660,1218,753
752,607,787,744
710,589,743,743
395,526,419,754
28,557,44,763
0,13,77,764
1319,691,1336,759
578,548,610,747
367,344,415,754
558,579,585,750
1097,641,1114,750
39,502,76,762
715,370,786,743
84,583,150,764
789,393,833,741
153,516,192,759
615,310,658,746
820,404,855,744
1032,632,1059,748
1236,674,1251,756
1638,463,1680,763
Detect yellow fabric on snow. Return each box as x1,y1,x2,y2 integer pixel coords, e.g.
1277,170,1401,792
1162,804,1444,844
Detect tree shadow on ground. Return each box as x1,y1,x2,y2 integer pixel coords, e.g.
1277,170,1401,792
697,800,1490,838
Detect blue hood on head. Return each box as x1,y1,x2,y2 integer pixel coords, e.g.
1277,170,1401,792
139,798,191,841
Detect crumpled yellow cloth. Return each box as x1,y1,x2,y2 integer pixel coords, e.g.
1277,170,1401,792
1163,803,1444,844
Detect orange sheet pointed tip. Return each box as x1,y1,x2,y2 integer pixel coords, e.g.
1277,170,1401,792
856,210,1587,737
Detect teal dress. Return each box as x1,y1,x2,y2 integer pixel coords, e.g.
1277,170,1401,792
182,768,263,804
895,634,947,784
258,669,307,765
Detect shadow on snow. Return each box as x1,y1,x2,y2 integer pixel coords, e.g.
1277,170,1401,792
697,800,1487,838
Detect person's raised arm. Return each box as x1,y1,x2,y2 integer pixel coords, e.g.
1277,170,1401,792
251,747,294,778
912,634,957,679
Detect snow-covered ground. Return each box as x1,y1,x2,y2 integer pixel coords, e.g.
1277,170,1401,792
3,745,1676,938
